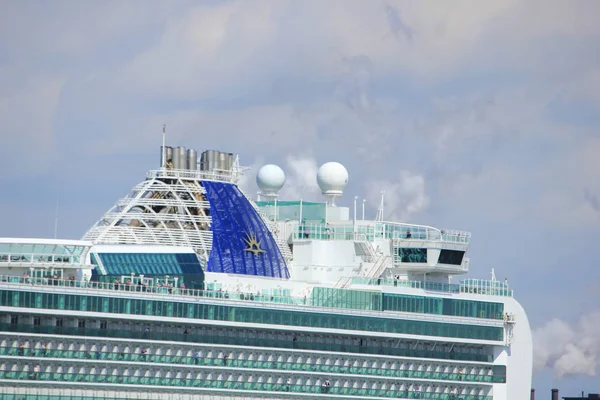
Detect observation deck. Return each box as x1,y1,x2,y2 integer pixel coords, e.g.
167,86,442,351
350,277,513,298
292,222,470,244
290,221,471,275
0,272,512,313
0,238,94,279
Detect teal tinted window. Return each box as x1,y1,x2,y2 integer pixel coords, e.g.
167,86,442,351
1,321,493,362
93,253,203,277
397,248,427,263
383,293,503,320
492,365,507,383
0,289,504,341
311,287,382,311
438,249,465,265
256,200,326,222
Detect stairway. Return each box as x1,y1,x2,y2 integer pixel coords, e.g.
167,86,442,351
362,255,390,279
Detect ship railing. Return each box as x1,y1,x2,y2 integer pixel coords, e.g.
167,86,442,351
361,255,390,279
0,275,505,327
0,339,501,382
293,223,471,245
383,222,471,244
351,277,513,297
0,274,311,305
146,168,237,183
0,274,512,300
0,371,495,400
5,328,498,364
293,225,371,241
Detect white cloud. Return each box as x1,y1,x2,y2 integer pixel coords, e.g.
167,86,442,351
113,0,600,101
366,171,430,222
533,312,600,379
122,1,282,99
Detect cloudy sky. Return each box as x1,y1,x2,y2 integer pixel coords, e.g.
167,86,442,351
1,0,600,395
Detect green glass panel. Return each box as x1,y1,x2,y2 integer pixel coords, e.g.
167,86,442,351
0,289,503,341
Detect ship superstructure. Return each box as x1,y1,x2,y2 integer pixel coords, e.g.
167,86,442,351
0,144,532,400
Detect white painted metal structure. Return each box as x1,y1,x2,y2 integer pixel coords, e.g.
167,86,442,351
0,145,532,400
83,163,292,264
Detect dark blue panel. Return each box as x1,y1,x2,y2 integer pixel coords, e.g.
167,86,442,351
202,181,290,279
93,253,204,276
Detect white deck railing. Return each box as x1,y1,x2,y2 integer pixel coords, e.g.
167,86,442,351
0,275,505,328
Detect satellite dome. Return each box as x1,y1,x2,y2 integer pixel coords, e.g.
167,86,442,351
317,162,348,197
256,164,286,194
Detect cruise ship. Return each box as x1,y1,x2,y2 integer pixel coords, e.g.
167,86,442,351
0,143,533,400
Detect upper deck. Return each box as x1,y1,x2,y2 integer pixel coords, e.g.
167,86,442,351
350,277,513,298
0,272,511,322
0,238,94,276
291,221,471,244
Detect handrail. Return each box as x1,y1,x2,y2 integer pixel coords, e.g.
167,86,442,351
0,370,493,400
0,346,499,384
293,223,471,245
0,275,505,327
2,328,496,364
146,168,237,184
351,278,513,298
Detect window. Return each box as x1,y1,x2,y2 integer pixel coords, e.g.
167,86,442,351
397,248,427,263
438,249,465,265
0,289,504,341
100,321,107,330
492,365,507,383
78,319,85,328
56,318,63,327
10,315,18,325
33,317,41,326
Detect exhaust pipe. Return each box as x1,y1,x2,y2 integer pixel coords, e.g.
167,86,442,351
530,388,535,400
551,388,558,400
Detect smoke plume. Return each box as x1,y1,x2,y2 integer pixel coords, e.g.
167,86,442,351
366,171,430,221
533,312,600,379
279,155,320,200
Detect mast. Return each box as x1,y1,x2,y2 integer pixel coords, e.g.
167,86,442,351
161,124,166,168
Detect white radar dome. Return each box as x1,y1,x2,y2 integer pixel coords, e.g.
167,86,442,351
256,164,286,194
317,162,348,197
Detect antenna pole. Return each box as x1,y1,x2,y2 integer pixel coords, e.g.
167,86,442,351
380,191,385,221
54,196,59,239
299,185,306,223
376,191,385,221
362,198,366,220
353,196,358,234
161,124,166,168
